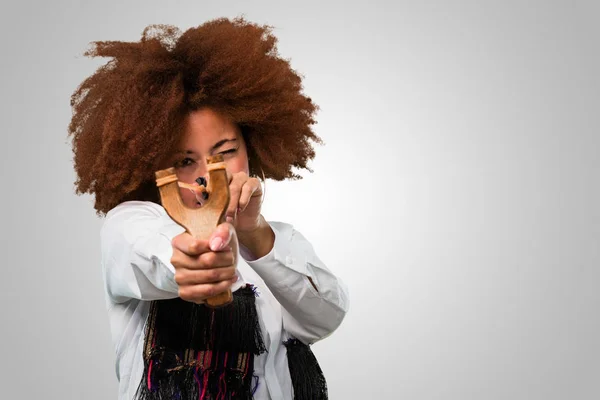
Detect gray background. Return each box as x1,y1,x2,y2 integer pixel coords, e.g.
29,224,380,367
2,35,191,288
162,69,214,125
1,0,599,399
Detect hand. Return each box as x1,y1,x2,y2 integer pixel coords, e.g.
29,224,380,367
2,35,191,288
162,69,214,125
193,171,263,234
226,171,264,233
171,222,239,304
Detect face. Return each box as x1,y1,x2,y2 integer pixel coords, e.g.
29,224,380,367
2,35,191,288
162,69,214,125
172,107,250,208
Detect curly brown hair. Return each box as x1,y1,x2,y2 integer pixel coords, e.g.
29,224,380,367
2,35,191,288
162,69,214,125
68,17,321,215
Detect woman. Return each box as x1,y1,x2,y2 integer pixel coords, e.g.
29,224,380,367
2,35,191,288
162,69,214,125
69,17,349,400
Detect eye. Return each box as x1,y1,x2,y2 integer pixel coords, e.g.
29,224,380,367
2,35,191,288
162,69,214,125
175,157,195,168
219,148,238,157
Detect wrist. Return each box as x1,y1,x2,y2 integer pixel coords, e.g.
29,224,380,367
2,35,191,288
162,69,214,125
237,216,274,259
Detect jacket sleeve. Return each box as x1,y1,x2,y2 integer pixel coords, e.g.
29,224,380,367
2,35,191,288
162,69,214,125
100,201,185,303
242,221,350,344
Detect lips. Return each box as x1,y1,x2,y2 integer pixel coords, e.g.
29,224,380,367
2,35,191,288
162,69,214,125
196,190,209,207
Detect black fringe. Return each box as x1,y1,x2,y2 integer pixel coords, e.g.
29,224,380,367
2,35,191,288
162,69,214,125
284,338,328,400
136,367,255,400
150,286,265,354
135,285,265,400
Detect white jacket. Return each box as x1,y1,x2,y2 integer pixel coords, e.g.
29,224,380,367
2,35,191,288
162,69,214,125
100,201,349,399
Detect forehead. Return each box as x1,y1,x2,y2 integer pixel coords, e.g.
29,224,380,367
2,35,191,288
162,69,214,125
181,108,240,146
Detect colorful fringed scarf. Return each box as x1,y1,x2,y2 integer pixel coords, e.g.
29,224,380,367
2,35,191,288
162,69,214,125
135,285,328,399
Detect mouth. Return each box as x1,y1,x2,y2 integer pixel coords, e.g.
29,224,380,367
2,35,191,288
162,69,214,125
196,191,209,208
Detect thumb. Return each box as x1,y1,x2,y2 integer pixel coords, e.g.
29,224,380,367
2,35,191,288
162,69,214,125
208,222,234,251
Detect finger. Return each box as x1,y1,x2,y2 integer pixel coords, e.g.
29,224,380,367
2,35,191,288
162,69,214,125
178,276,239,303
238,177,262,213
208,222,234,251
175,266,237,285
172,245,234,273
197,249,235,269
226,173,246,222
173,245,234,269
172,233,210,256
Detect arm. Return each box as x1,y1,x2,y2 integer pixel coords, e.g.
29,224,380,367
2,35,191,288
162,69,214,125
239,220,350,344
101,201,242,304
100,201,185,303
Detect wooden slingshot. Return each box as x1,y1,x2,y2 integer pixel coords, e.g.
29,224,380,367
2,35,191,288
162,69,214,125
155,154,233,307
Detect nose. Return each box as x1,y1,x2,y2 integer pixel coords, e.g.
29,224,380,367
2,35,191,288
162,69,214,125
195,176,209,200
194,159,210,184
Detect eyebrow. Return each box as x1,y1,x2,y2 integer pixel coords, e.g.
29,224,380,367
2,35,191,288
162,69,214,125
181,138,237,156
